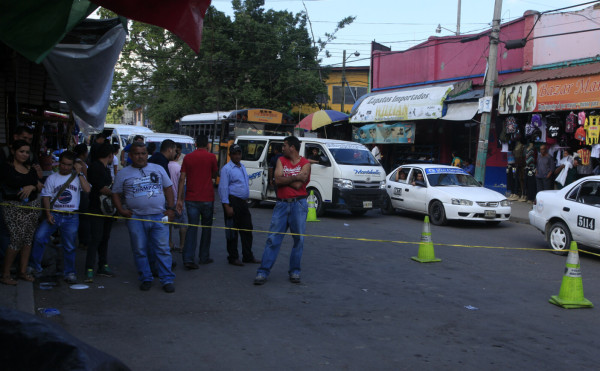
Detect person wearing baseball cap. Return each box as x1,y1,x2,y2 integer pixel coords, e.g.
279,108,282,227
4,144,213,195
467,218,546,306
217,144,260,266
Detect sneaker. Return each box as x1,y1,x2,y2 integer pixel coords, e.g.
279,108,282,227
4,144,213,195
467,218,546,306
64,273,77,284
162,283,175,293
84,269,94,283
289,273,301,284
253,274,267,285
140,281,152,291
97,265,115,277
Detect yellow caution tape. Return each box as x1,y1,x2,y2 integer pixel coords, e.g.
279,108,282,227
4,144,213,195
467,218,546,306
2,202,598,257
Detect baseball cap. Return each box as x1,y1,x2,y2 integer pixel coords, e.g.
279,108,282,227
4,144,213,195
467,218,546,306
229,144,242,153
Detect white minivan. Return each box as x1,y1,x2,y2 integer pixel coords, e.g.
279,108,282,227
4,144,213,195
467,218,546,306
128,132,196,155
103,124,154,148
234,136,387,216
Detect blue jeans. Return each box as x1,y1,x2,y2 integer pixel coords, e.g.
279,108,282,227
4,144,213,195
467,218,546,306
257,199,308,277
183,201,213,264
31,213,79,276
127,214,174,285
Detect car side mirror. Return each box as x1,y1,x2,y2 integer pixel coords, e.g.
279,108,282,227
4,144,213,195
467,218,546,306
415,180,427,187
319,156,331,167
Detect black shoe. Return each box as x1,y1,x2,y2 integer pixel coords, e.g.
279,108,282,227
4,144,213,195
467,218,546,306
229,259,244,267
184,262,199,270
199,258,214,265
162,283,175,293
242,258,261,264
140,281,152,291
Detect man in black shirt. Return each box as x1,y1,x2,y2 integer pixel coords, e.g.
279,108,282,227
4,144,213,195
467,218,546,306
85,142,115,283
148,139,176,177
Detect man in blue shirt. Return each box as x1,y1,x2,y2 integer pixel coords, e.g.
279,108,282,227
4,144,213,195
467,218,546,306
218,144,259,266
462,158,475,176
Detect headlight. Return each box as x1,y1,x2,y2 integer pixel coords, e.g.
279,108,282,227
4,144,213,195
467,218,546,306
451,198,473,206
380,181,386,189
500,199,510,207
334,178,353,190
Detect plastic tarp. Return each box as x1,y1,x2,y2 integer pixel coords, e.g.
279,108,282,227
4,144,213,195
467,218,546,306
42,23,126,131
442,102,480,121
0,307,130,370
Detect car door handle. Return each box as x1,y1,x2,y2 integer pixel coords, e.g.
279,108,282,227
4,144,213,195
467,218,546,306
404,189,409,192
387,185,391,188
563,207,570,212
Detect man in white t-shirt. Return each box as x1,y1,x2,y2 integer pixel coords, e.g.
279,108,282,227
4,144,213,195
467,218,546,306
30,151,90,283
371,144,381,162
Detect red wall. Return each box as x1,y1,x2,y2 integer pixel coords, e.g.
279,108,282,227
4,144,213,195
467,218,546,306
372,18,528,90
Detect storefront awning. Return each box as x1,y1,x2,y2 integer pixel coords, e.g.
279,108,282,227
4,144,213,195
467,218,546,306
442,102,479,121
349,84,454,124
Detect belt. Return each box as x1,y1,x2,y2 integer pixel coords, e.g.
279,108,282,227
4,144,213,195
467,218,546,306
276,196,307,203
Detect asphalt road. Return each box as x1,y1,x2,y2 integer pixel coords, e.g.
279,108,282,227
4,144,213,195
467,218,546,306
34,204,600,370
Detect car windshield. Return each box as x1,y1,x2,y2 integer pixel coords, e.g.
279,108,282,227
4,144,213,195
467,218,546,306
328,148,378,165
426,170,480,187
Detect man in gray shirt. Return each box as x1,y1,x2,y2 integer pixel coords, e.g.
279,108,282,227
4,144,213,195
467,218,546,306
535,144,555,193
112,142,176,293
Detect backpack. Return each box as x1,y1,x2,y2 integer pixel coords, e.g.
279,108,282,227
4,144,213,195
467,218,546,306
511,127,522,142
578,111,586,126
505,116,517,134
565,112,577,133
531,114,542,128
575,126,586,142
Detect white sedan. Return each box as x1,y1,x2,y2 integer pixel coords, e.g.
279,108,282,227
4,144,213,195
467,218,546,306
381,164,511,226
529,175,600,253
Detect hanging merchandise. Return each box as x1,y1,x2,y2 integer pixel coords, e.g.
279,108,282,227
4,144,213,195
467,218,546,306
505,116,517,134
531,114,542,128
575,126,586,143
578,148,591,166
586,115,599,145
525,117,534,136
578,111,587,126
565,112,577,133
546,114,562,141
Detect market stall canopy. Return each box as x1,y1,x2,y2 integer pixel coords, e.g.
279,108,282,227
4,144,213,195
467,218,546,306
349,84,453,124
0,0,211,64
442,89,498,121
297,110,349,131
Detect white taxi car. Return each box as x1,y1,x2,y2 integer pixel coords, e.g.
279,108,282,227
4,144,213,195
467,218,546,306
381,164,511,225
529,175,600,253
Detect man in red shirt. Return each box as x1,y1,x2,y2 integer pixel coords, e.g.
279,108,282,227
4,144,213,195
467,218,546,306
254,136,311,285
176,135,217,269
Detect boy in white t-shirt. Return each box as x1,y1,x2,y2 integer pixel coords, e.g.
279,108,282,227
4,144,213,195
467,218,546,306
30,151,90,283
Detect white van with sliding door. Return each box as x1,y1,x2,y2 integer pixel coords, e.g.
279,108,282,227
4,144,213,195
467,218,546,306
234,136,387,216
128,132,196,155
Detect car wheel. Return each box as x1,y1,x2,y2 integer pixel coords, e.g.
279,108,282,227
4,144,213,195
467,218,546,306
381,194,394,215
428,200,447,226
547,221,572,254
350,209,367,216
308,188,324,217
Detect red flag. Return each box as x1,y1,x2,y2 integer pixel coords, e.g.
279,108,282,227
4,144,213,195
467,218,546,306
93,0,211,52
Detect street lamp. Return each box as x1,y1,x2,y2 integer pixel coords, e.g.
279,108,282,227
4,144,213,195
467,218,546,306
341,50,360,113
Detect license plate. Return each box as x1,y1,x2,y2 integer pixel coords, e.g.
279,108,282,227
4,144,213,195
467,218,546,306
484,210,496,218
363,201,373,208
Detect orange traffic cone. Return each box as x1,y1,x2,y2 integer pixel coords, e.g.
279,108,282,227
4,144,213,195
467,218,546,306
411,216,441,263
549,241,593,309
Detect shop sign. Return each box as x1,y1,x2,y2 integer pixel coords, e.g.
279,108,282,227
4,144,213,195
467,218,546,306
350,85,453,123
247,109,283,123
535,75,600,111
498,83,537,115
353,122,416,144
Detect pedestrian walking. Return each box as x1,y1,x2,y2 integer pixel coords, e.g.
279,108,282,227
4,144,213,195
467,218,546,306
112,142,176,293
168,149,187,253
218,144,259,267
85,142,116,283
176,135,217,269
148,139,176,177
254,136,311,285
535,144,555,193
30,151,90,283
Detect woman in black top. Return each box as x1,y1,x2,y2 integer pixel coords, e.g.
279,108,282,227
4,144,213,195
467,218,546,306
1,140,43,285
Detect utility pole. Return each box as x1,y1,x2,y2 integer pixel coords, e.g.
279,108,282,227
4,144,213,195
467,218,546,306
456,0,461,35
474,0,502,184
341,49,347,113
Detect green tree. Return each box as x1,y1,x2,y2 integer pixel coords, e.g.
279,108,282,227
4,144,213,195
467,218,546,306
106,1,352,132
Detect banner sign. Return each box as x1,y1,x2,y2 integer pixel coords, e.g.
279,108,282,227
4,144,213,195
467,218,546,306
498,83,537,115
350,85,453,123
353,123,416,144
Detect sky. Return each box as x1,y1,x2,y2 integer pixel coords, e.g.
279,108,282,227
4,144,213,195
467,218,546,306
210,0,595,67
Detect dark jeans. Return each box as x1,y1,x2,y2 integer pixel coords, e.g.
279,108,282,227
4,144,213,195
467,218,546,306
223,196,254,262
183,201,213,264
535,177,554,194
506,165,517,194
525,167,536,201
86,214,114,270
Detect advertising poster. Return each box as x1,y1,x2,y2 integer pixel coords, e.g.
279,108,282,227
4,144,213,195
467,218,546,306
497,83,537,114
353,122,415,144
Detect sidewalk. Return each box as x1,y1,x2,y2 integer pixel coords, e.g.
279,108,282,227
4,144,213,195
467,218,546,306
509,199,533,224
